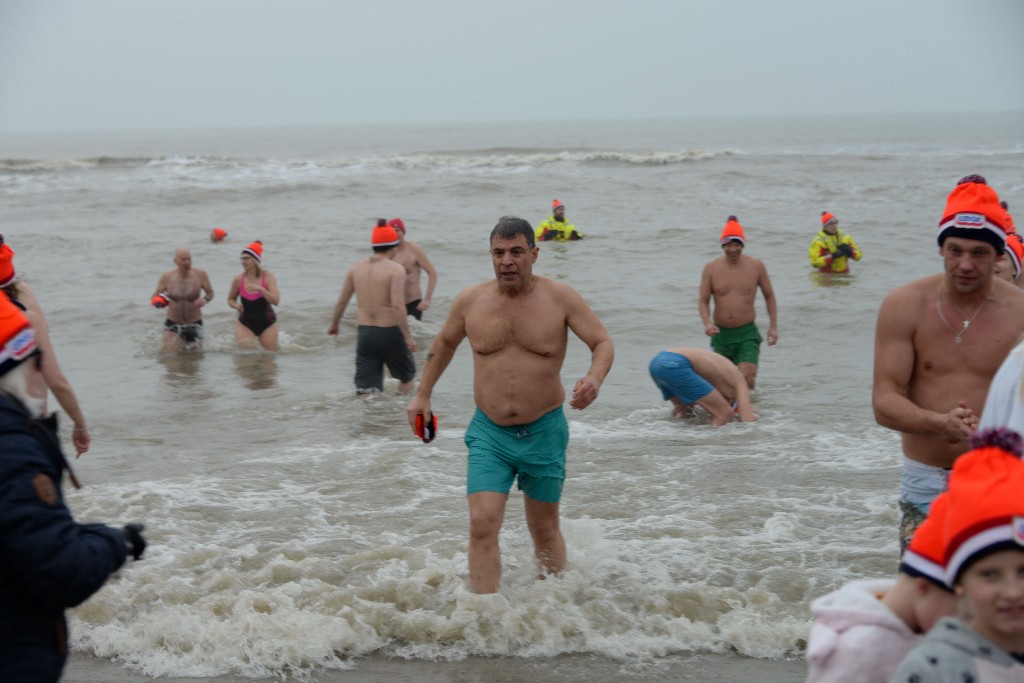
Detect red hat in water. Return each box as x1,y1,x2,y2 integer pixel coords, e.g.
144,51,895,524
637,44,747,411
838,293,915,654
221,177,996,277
937,174,1008,255
0,291,38,378
210,228,228,242
242,241,263,262
1006,233,1024,281
900,490,952,589
720,216,745,246
387,218,406,234
552,199,564,211
0,235,16,288
940,428,1024,585
821,212,838,228
372,219,400,249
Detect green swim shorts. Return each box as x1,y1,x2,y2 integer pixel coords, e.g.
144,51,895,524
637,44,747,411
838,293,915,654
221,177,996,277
710,321,763,366
464,406,568,503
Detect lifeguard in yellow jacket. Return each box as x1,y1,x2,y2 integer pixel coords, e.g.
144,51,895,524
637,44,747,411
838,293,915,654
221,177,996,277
808,211,862,273
536,199,583,242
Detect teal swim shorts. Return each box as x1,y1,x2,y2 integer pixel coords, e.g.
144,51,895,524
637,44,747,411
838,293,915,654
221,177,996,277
710,321,763,366
464,406,568,503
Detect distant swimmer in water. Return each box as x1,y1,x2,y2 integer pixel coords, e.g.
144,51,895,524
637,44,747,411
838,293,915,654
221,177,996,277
388,218,438,321
535,199,583,242
808,211,862,273
329,220,416,395
0,235,91,456
151,247,214,353
648,347,755,425
698,216,778,390
227,241,280,351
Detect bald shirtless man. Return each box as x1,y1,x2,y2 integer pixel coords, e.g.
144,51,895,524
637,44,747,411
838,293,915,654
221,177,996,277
329,221,417,395
152,247,214,353
873,175,1024,551
387,219,438,321
406,216,614,594
648,347,755,425
698,216,778,390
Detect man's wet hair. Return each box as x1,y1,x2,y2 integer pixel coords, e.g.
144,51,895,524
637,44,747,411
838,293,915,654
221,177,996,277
490,216,535,249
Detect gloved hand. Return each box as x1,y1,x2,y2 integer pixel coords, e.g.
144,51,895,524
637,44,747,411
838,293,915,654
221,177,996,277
121,523,147,560
836,243,854,258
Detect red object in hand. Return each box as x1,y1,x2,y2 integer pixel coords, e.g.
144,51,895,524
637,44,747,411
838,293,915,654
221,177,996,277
415,413,437,443
151,293,170,308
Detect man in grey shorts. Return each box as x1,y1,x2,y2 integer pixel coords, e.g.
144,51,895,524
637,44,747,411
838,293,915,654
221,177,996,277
329,220,417,394
872,175,1024,551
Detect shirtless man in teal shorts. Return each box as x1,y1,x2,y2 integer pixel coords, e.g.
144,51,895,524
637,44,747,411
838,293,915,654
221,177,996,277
407,216,614,594
698,216,778,389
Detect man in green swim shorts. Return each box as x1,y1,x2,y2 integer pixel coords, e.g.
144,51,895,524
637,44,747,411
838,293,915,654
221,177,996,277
698,215,779,389
407,216,614,594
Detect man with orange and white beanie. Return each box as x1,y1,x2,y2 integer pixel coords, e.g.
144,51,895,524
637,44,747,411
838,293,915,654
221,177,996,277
535,199,583,242
328,220,417,394
0,293,146,683
873,175,1024,554
808,211,863,273
892,428,1024,681
698,215,779,390
387,218,438,321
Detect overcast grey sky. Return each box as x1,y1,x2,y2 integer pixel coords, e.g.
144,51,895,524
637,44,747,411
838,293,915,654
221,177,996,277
1,0,1022,133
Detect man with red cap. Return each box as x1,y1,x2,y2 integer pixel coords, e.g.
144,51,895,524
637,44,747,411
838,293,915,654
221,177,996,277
535,199,583,242
808,211,862,273
873,174,1024,552
0,294,146,682
329,220,417,395
387,218,438,321
698,216,779,390
151,247,214,353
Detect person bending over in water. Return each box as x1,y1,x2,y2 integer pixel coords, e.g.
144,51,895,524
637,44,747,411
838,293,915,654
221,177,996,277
152,247,214,353
227,241,280,351
648,347,755,425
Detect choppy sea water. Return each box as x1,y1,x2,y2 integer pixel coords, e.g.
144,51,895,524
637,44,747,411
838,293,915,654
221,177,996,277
2,112,1023,680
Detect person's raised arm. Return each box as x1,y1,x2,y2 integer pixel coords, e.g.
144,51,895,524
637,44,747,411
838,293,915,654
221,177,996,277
328,270,355,336
563,286,614,410
406,290,469,430
698,265,718,337
758,260,778,345
872,289,972,440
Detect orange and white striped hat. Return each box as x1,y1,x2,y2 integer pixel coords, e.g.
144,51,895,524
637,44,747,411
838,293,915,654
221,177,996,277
937,174,1008,255
821,212,838,228
372,219,400,250
0,292,37,377
942,428,1024,585
242,241,263,262
720,216,746,246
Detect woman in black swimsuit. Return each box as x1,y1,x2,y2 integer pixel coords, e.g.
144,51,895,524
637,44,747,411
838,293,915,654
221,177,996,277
227,241,280,351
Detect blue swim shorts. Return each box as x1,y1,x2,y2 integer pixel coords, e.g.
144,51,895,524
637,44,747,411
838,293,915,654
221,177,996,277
464,406,568,503
648,351,714,404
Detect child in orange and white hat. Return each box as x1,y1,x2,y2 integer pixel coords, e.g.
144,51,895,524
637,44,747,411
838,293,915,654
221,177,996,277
805,492,956,682
892,428,1024,682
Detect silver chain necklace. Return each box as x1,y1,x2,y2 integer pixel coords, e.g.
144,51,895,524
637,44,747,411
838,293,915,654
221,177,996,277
936,287,990,344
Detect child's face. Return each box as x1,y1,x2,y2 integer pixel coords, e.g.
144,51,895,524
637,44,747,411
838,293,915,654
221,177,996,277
959,549,1024,651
